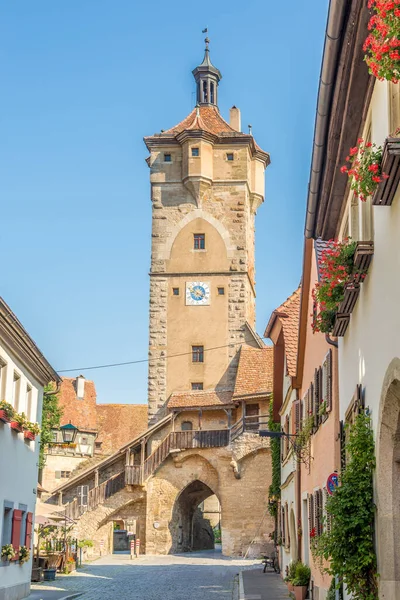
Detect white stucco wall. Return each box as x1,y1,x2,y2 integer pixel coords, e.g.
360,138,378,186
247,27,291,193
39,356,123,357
279,375,297,577
0,342,43,599
337,79,399,600
338,78,397,436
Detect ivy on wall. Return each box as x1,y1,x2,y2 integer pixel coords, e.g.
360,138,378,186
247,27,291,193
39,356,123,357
311,412,378,600
267,398,281,518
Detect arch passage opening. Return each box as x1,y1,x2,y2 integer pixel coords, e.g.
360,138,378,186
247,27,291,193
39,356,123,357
170,480,221,553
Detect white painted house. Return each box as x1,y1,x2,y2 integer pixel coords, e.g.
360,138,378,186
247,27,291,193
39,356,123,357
0,297,60,600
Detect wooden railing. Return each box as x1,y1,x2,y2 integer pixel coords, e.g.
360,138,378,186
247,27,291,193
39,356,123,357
127,429,230,485
230,414,270,441
62,420,264,519
64,471,125,520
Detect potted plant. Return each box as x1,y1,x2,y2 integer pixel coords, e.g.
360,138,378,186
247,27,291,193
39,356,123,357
64,556,76,573
286,560,299,592
1,544,16,562
0,400,14,424
291,562,311,600
18,546,30,564
24,422,41,441
10,412,27,433
43,553,60,581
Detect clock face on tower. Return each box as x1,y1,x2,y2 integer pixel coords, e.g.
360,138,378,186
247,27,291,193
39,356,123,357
185,282,210,306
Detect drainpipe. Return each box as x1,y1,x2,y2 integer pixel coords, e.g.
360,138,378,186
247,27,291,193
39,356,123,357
325,333,338,348
305,0,348,238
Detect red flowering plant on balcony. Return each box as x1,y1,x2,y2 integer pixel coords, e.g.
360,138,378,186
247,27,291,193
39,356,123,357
341,138,389,201
363,0,400,83
312,239,363,334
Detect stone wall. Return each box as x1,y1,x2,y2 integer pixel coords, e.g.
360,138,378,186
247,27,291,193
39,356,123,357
147,141,262,423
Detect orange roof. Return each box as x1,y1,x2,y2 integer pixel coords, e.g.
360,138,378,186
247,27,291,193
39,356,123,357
264,288,301,377
233,345,273,398
164,105,237,136
168,389,234,409
144,106,270,164
96,404,148,454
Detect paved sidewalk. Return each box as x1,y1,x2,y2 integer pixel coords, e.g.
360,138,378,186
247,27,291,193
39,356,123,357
24,591,81,600
240,568,290,600
29,551,258,599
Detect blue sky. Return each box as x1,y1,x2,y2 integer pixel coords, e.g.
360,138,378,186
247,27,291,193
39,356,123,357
0,0,329,404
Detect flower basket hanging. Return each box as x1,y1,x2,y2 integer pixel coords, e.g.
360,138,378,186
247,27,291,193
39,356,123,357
373,137,400,205
0,401,15,423
363,0,400,83
10,412,27,433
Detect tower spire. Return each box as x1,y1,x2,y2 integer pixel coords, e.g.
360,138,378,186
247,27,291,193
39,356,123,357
192,36,222,107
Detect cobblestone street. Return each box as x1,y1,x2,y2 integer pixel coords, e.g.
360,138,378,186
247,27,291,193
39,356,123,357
30,551,259,600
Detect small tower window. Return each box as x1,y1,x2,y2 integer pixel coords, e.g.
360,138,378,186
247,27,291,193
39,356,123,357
191,382,203,390
194,233,205,249
192,346,204,363
173,288,179,296
217,287,225,295
210,82,215,104
191,147,199,157
203,80,208,103
164,153,172,162
227,153,234,161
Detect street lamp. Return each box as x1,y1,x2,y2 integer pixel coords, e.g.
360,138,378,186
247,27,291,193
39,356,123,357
60,421,78,444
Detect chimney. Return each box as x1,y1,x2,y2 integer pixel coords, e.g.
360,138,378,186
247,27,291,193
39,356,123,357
229,106,241,132
76,375,85,399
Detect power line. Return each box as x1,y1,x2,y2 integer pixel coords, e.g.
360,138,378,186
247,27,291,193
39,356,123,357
58,337,269,374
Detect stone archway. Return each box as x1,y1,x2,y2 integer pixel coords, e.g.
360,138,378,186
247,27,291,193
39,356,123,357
170,480,219,553
376,359,400,600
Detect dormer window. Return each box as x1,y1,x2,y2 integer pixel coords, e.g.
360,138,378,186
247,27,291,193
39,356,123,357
191,147,199,157
164,153,172,163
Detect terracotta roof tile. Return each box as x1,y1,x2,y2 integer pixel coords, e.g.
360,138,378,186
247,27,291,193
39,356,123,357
264,288,301,377
168,389,234,409
163,106,237,136
96,404,148,454
314,238,335,281
58,377,98,431
233,345,273,398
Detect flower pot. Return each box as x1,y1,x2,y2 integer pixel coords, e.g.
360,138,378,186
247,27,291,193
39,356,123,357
43,568,57,581
24,430,35,441
287,582,295,592
294,585,308,600
10,421,23,433
0,410,10,424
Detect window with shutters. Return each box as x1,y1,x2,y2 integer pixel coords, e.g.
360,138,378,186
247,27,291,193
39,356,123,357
314,489,324,536
11,509,23,557
281,505,286,546
308,494,315,538
19,505,27,548
294,400,300,433
25,512,33,549
323,349,333,413
77,485,89,507
323,489,332,534
1,502,13,546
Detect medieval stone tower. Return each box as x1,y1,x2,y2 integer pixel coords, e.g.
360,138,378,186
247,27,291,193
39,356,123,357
145,39,270,423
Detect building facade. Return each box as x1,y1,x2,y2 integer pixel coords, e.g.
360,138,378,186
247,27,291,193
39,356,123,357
0,298,59,600
43,41,275,560
41,376,147,493
265,288,301,577
304,1,400,598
